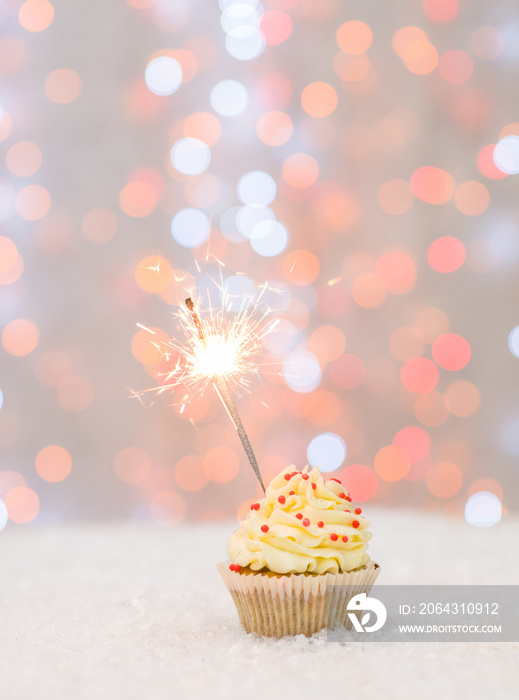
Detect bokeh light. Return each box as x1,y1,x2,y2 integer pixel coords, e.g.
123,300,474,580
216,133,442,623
465,491,502,527
336,20,373,55
341,464,378,502
444,380,480,417
427,236,466,273
44,68,82,103
301,82,338,118
35,445,72,483
393,426,431,463
426,461,463,498
171,208,210,247
113,447,151,484
494,136,519,175
6,141,42,177
256,110,293,146
57,375,95,412
2,318,39,356
374,445,411,481
400,357,439,394
410,166,454,204
283,350,321,393
81,208,118,245
210,79,248,116
203,445,240,483
237,170,276,206
170,137,211,175
307,432,347,472
145,56,182,96
18,0,54,32
4,486,40,524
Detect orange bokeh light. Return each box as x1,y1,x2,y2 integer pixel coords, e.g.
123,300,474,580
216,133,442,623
427,237,466,273
340,464,378,502
476,144,507,180
393,426,431,462
375,251,416,294
2,318,39,356
312,181,361,232
444,380,480,417
18,0,54,32
309,325,346,363
282,152,319,189
131,327,169,365
301,82,338,118
119,181,158,218
336,20,373,55
35,445,72,483
374,445,411,481
203,446,240,483
302,390,342,427
81,208,118,245
427,461,463,498
282,250,320,286
389,326,425,362
256,110,293,147
330,354,366,390
414,307,451,343
334,54,371,83
351,272,387,309
6,141,42,177
0,236,18,275
260,9,293,46
467,478,503,501
183,111,221,146
44,68,82,103
439,49,473,84
113,446,151,484
16,184,51,220
377,179,414,215
432,333,471,371
410,166,454,204
400,357,439,394
4,486,40,524
454,180,490,216
423,0,459,23
135,255,172,294
401,39,439,75
392,26,429,57
174,454,208,492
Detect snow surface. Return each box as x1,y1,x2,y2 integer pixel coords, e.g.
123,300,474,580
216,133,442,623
1,508,518,700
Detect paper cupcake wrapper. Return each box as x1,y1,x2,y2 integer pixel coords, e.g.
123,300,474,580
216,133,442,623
218,560,381,638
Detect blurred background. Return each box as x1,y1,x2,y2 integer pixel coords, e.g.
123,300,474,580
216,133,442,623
0,0,518,530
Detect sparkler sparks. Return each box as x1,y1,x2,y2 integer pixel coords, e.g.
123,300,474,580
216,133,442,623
135,278,281,493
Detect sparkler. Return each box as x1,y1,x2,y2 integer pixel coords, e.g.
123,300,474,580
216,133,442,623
136,280,281,493
185,297,266,493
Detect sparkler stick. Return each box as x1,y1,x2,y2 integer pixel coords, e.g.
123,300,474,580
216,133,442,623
185,297,266,494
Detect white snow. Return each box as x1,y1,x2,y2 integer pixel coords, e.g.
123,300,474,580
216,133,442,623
0,508,517,700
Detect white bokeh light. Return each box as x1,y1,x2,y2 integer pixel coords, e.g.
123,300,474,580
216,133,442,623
0,387,3,410
250,220,288,257
220,206,247,243
237,170,277,206
170,138,211,175
171,208,210,248
508,326,519,358
235,206,275,238
210,80,248,117
145,56,183,96
283,350,321,393
263,318,298,354
500,417,519,455
0,498,7,531
465,491,502,527
307,433,347,472
223,274,256,310
494,135,519,174
225,25,265,61
221,4,260,34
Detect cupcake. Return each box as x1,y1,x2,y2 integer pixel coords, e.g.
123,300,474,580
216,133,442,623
218,465,380,637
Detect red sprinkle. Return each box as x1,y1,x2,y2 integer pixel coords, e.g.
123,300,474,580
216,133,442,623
339,492,346,498
250,503,260,511
289,491,295,496
261,524,269,533
229,563,241,572
278,495,286,504
311,483,316,490
284,473,291,481
330,478,342,484
318,521,324,528
346,496,352,502
342,536,349,543
303,518,310,527
291,471,298,476
302,474,309,480
352,520,360,528
330,533,338,541
296,513,303,520
355,508,362,514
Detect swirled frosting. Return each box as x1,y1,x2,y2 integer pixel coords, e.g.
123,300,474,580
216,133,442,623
227,466,372,575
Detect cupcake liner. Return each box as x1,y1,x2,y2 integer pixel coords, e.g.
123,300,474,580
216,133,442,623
217,560,381,638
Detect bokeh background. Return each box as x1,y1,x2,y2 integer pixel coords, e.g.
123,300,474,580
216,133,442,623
1,0,518,529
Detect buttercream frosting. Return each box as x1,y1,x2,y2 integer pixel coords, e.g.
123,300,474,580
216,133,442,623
227,466,372,575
